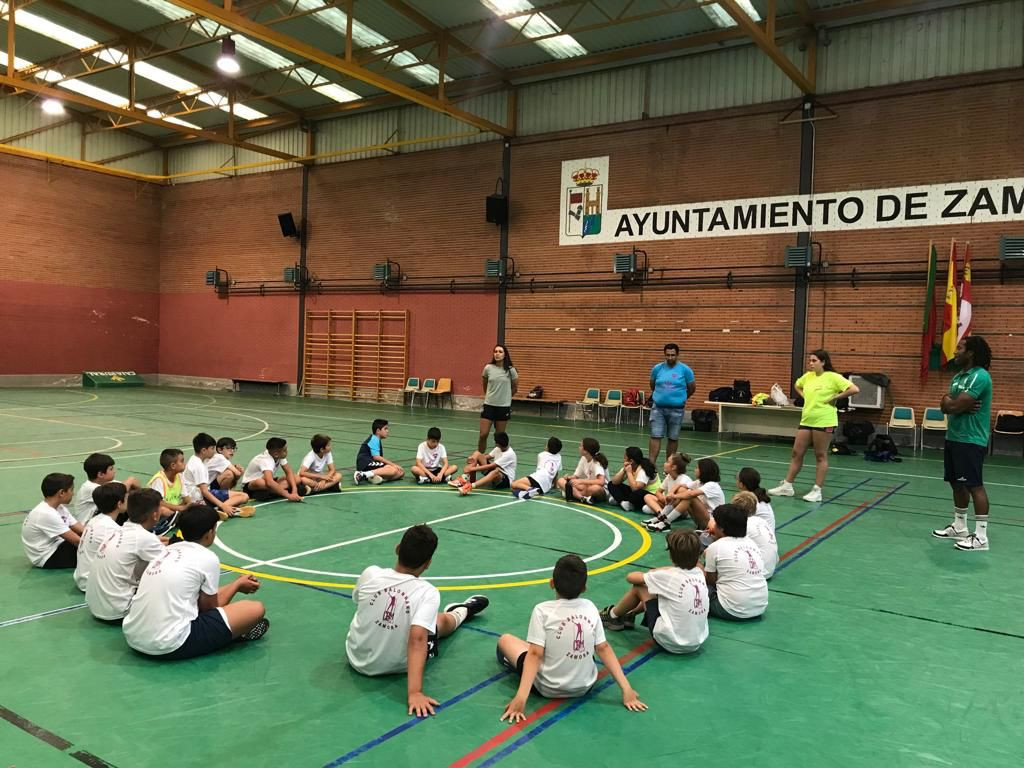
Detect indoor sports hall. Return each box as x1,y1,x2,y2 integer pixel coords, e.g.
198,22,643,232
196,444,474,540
2,1,1022,767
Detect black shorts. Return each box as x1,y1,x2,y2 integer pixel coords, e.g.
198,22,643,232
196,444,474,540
481,404,512,422
526,476,542,490
42,539,78,570
356,458,387,472
798,425,836,433
640,597,661,638
944,440,986,488
493,473,511,490
160,608,233,660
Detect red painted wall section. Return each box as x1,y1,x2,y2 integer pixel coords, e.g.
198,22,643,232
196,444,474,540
158,292,299,382
0,282,159,375
305,292,498,396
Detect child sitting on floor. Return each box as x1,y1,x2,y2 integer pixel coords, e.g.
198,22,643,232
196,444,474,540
641,452,693,518
411,427,458,485
22,473,82,570
353,419,405,485
453,431,517,495
731,491,778,579
511,437,563,500
608,447,660,512
702,503,768,621
737,467,776,530
599,529,709,654
496,554,647,723
643,457,725,533
299,433,343,494
556,437,608,505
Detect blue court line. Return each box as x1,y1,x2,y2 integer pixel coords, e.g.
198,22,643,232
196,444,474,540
774,482,908,574
477,649,662,768
775,478,873,531
323,670,511,767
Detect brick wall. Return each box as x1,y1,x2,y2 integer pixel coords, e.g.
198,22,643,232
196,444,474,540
0,154,161,374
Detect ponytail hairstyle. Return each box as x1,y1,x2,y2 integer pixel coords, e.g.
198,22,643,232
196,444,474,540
593,452,609,469
636,455,658,480
810,348,835,372
737,466,770,504
696,457,721,484
581,437,600,459
668,452,691,477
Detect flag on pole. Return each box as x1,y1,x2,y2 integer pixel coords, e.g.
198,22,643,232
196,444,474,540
920,241,939,382
940,239,959,367
957,242,973,343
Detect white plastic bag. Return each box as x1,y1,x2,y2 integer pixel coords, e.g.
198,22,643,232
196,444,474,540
770,383,790,406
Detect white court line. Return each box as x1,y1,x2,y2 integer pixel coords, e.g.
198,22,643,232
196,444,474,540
0,603,87,629
0,437,123,463
743,455,1024,488
224,497,523,571
218,494,623,580
0,411,143,434
0,435,125,447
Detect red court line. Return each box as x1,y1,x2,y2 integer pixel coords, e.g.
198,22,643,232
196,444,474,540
448,640,654,768
779,488,890,562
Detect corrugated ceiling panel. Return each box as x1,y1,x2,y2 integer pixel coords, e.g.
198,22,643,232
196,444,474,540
84,130,155,163
236,127,307,176
819,0,1024,93
649,42,804,118
397,90,508,152
516,67,644,135
0,97,81,156
104,152,163,177
167,142,235,184
315,109,400,163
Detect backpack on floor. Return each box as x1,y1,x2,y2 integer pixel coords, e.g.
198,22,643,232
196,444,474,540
691,409,718,432
843,420,875,445
829,440,855,456
865,434,901,462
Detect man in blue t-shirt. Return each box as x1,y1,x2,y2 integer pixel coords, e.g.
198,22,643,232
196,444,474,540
648,343,696,463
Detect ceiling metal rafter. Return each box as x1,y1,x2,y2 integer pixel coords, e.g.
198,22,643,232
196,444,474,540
163,0,513,136
718,0,815,93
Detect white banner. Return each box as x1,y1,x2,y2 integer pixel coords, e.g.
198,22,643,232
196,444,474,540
558,156,1024,246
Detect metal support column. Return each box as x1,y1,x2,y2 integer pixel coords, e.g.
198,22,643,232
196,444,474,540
496,138,511,344
790,96,815,389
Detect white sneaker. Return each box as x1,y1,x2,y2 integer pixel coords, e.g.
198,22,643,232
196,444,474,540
932,524,970,540
641,515,660,526
802,486,823,503
417,476,430,484
768,481,794,497
641,504,653,515
368,474,384,485
620,501,634,512
954,534,989,551
353,471,363,486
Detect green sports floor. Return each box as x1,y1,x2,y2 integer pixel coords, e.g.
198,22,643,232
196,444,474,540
1,387,1022,768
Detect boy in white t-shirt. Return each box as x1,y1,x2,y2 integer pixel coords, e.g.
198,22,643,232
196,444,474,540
511,437,563,500
345,524,490,717
74,453,139,525
242,437,306,502
185,433,251,520
599,530,709,654
86,488,167,622
497,554,647,723
74,482,128,592
453,431,517,495
411,427,458,484
702,503,769,621
123,504,269,659
732,491,778,579
299,433,343,494
22,473,82,569
206,437,244,491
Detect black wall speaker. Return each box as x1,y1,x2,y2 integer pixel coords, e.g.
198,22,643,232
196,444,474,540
278,212,299,238
485,194,508,225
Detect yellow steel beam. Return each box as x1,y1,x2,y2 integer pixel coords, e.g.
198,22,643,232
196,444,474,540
0,74,300,161
164,0,513,136
718,0,814,93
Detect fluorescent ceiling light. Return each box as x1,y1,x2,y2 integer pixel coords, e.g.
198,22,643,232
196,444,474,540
137,0,363,103
700,0,761,29
293,0,451,85
480,0,587,59
0,2,266,120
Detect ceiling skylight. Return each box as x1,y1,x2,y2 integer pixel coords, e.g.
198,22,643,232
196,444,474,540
136,0,363,103
700,0,762,29
479,0,587,59
0,1,265,120
293,0,450,85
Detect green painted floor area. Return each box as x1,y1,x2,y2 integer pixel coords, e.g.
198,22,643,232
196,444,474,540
1,388,1022,767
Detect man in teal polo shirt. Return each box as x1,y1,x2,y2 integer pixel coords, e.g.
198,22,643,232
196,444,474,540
932,336,993,552
648,343,696,464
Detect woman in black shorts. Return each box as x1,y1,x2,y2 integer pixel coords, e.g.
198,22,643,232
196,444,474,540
479,345,518,452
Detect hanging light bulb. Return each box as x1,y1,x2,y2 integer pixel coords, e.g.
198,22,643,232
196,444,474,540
41,98,65,115
217,37,240,74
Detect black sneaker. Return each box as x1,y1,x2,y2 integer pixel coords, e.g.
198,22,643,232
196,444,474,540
240,617,270,642
599,605,627,631
445,595,489,620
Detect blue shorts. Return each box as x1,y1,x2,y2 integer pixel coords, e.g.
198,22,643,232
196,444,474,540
650,404,684,440
160,608,233,660
210,488,230,503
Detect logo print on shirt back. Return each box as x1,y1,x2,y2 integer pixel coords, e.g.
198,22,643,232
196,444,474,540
572,620,585,652
691,584,704,615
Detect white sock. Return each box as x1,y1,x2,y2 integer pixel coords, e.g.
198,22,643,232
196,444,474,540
954,507,968,531
448,606,468,628
609,607,620,618
974,515,988,540
641,504,652,515
663,506,683,523
661,504,674,518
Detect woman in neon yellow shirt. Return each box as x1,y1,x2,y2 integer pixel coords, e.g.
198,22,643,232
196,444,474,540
768,350,859,503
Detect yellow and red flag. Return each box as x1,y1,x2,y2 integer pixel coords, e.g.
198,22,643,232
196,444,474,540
956,242,973,343
940,240,959,367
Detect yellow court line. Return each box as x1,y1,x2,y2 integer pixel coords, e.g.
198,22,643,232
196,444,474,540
219,489,652,591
